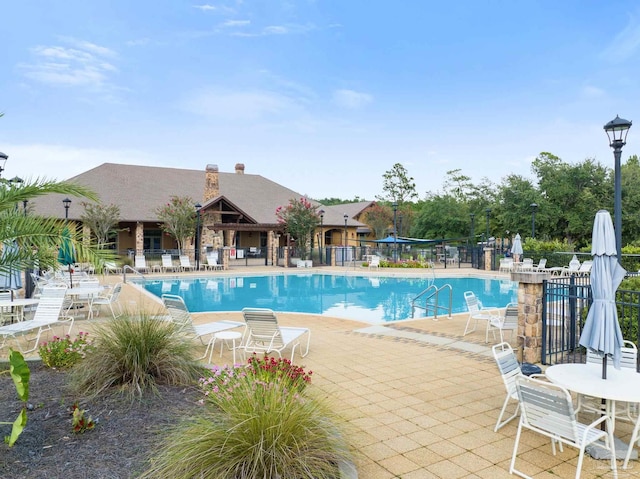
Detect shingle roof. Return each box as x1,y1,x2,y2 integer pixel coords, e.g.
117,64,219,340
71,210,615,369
30,163,367,228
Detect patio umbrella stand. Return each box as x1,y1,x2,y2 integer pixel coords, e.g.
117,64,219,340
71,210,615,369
578,210,626,378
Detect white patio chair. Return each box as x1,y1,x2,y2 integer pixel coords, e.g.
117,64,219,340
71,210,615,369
161,254,176,273
492,342,546,432
161,294,244,360
104,261,122,275
368,256,380,269
179,255,195,272
0,285,73,352
532,258,547,272
510,375,617,479
576,341,638,421
134,255,148,273
201,254,223,271
91,282,123,319
499,258,514,273
0,291,20,324
520,258,534,271
241,308,311,361
462,291,501,342
487,303,519,344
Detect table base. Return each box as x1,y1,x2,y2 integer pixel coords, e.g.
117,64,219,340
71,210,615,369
586,437,638,461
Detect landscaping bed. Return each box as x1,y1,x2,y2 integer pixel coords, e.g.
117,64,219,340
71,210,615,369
0,362,198,479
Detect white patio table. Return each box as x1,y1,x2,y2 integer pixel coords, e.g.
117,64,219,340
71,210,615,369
546,362,640,462
0,298,40,322
65,287,107,319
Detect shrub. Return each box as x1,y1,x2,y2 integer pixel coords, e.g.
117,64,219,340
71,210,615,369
70,313,204,399
39,332,94,369
141,356,351,479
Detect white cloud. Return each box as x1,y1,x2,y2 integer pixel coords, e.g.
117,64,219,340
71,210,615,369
19,38,118,90
221,19,250,27
601,13,640,63
2,144,155,182
581,85,605,98
332,89,373,109
181,88,298,120
193,3,235,14
264,25,288,35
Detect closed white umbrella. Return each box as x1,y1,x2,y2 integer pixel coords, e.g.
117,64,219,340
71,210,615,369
511,233,524,263
578,210,626,377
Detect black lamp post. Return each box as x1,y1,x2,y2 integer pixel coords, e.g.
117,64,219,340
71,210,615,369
63,197,72,220
0,152,7,178
194,203,202,271
604,115,632,263
319,209,324,264
485,208,491,244
530,203,538,239
343,213,348,266
392,202,398,262
470,213,475,241
23,200,28,216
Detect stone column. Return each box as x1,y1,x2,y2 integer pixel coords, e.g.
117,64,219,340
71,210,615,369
511,271,551,364
483,247,493,271
222,247,230,270
135,222,144,255
283,247,289,268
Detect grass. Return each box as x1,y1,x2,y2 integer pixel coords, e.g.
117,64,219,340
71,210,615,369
140,359,353,479
69,312,204,399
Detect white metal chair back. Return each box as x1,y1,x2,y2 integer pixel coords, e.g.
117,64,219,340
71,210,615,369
33,285,68,322
179,255,193,270
586,340,637,369
242,308,284,350
161,254,173,270
161,294,196,335
536,258,547,270
492,342,523,431
134,255,147,271
464,291,481,312
511,375,616,479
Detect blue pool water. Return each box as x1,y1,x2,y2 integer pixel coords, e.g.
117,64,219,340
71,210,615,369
140,274,517,323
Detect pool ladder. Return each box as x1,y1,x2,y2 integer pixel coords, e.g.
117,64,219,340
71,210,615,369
411,284,453,320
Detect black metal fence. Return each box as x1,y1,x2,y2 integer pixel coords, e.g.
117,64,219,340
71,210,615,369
541,275,640,366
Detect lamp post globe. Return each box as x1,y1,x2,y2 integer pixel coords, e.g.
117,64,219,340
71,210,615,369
604,115,632,263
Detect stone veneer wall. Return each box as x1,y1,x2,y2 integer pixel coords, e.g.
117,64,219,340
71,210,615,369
512,271,550,363
201,164,223,250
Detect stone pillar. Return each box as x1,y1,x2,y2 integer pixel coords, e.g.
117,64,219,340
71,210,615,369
269,231,278,266
483,247,493,271
330,247,336,266
222,247,230,270
204,164,220,202
135,222,144,254
511,271,551,364
235,163,245,174
283,247,289,268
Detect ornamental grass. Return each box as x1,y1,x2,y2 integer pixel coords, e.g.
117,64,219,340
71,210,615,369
141,356,353,479
69,312,204,400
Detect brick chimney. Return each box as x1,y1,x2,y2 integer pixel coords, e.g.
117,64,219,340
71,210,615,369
204,164,219,202
235,163,245,174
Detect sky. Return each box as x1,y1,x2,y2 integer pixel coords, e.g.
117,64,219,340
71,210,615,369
2,1,640,202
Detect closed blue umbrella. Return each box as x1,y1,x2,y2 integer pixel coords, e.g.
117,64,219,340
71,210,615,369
0,241,23,297
579,210,626,378
57,227,76,287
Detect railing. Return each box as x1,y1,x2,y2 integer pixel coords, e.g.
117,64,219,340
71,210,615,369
411,284,452,320
122,265,145,284
541,275,640,366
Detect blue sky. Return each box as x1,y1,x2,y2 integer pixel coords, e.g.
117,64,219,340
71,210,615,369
2,1,640,201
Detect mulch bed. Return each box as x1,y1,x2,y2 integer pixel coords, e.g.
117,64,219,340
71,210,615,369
0,361,200,479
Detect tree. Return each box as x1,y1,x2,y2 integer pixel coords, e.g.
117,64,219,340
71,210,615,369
80,202,121,248
0,179,114,275
275,198,320,260
362,204,393,239
156,196,197,254
376,163,418,204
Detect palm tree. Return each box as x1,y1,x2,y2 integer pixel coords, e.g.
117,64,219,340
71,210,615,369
0,178,114,276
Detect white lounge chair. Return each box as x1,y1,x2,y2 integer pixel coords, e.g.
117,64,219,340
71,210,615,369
462,291,500,342
532,258,547,272
368,256,380,269
134,255,149,273
201,254,223,271
499,257,514,273
104,261,122,275
510,375,617,479
161,294,244,360
241,307,311,361
0,285,73,352
179,255,195,272
161,254,176,273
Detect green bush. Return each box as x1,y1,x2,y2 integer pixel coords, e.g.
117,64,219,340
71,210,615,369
70,313,203,399
39,332,94,369
141,356,352,479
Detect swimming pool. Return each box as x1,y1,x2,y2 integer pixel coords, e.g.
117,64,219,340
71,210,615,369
140,274,517,323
